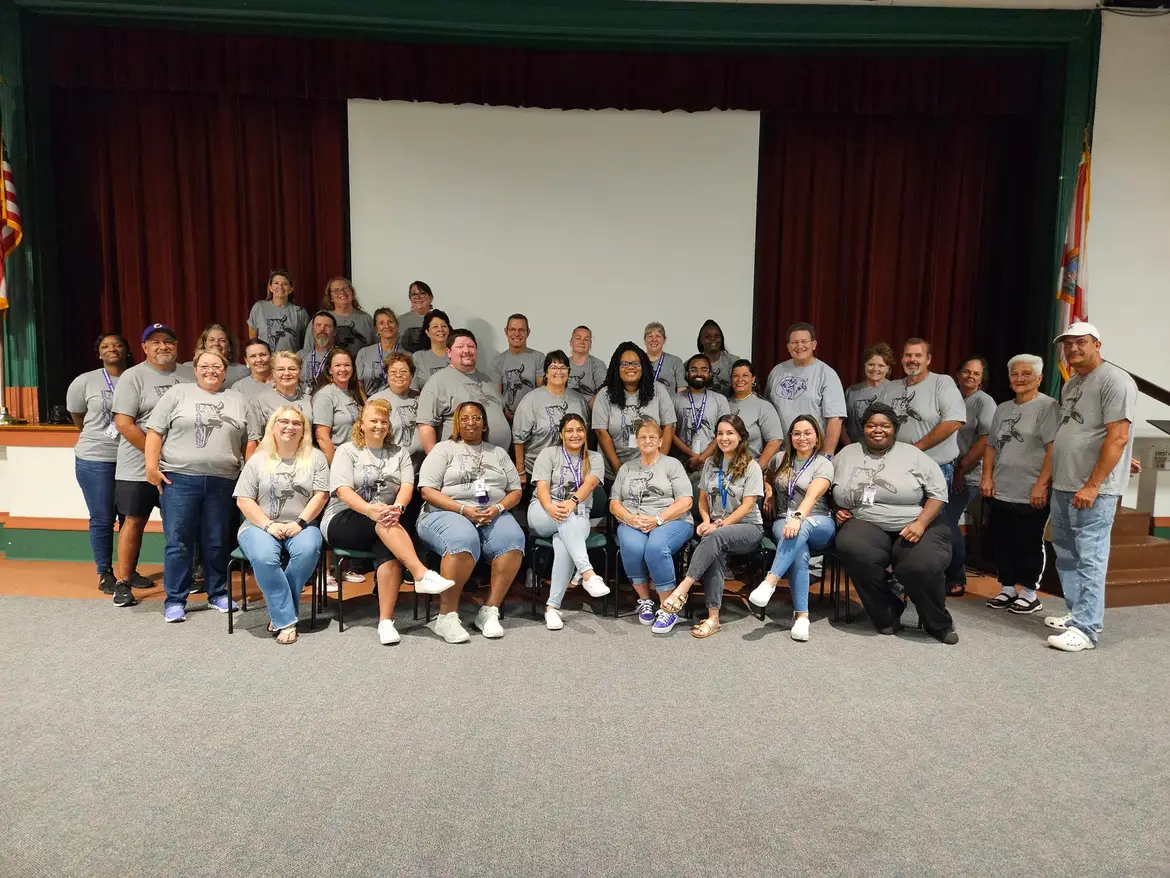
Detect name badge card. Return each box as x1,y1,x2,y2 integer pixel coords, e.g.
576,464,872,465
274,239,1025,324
862,486,877,507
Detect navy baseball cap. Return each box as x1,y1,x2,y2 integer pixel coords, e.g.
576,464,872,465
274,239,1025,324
141,323,177,343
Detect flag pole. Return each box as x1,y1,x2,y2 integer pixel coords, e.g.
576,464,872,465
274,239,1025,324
0,308,26,425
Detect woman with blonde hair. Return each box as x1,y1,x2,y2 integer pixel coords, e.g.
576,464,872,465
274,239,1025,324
749,414,836,641
661,414,764,638
234,406,330,644
249,268,309,352
314,275,375,355
321,399,455,645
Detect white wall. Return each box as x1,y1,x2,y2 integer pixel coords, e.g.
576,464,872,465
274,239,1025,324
347,101,761,364
1090,13,1170,514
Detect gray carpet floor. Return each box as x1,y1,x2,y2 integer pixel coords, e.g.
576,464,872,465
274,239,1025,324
2,589,1169,878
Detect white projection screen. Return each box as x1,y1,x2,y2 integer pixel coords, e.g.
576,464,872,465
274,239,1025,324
348,100,761,365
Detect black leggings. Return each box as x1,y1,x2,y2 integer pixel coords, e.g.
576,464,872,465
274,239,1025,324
325,510,396,572
988,499,1049,590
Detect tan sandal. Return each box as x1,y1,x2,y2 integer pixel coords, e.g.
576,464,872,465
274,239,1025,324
276,625,298,645
691,619,722,639
662,590,687,615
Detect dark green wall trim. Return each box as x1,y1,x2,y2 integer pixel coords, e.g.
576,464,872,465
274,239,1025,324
3,528,165,564
16,0,1097,50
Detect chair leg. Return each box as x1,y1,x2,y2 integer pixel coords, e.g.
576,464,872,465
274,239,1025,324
309,560,318,631
241,563,249,612
336,559,346,633
227,560,236,634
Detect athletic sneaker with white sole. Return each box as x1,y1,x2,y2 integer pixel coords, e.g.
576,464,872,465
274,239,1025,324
344,570,366,583
581,575,611,598
326,574,339,594
790,616,810,642
749,581,776,608
1047,628,1095,652
377,619,400,645
544,608,564,630
431,612,470,643
414,569,456,595
474,604,505,638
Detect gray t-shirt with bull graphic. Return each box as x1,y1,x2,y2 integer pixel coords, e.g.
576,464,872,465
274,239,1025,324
831,441,948,531
877,373,967,464
248,300,309,353
145,383,248,479
511,387,590,474
233,447,330,537
111,362,192,482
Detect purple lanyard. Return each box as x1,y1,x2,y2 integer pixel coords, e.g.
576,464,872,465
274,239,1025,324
687,391,708,436
787,456,816,506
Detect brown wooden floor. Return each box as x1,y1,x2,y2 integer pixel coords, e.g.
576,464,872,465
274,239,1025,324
0,556,1008,603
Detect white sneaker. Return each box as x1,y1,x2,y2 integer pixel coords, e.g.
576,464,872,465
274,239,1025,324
570,572,582,587
1047,628,1095,652
430,611,470,644
581,574,611,598
415,569,456,595
474,604,505,639
790,616,810,642
1044,613,1073,630
326,574,339,594
344,570,366,583
544,607,564,630
749,581,776,608
377,618,400,645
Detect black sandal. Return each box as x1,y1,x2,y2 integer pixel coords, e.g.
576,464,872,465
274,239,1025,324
985,593,1013,609
946,583,966,598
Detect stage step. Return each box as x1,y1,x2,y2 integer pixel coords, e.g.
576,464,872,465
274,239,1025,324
1107,536,1170,570
1105,568,1170,608
1114,507,1153,539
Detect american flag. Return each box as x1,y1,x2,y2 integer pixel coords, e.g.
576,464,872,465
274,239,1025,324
0,135,23,312
1056,138,1089,381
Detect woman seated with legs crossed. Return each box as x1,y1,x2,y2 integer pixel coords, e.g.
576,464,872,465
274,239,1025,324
661,414,764,638
609,417,694,634
320,399,454,645
234,406,329,644
417,401,526,643
830,401,957,644
749,415,836,642
528,413,610,630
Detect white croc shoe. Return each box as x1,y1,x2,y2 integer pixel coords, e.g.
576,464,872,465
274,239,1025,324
1047,628,1095,652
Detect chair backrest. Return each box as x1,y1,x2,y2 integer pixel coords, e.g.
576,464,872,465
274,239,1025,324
589,482,608,528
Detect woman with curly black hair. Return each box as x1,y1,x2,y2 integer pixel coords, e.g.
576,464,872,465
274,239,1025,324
591,342,676,478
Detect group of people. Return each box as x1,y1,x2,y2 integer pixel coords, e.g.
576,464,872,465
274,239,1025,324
66,270,1137,653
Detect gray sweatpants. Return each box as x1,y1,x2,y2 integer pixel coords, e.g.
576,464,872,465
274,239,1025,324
685,523,763,609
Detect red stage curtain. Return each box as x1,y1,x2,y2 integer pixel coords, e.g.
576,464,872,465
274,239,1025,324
51,88,345,379
753,112,1038,393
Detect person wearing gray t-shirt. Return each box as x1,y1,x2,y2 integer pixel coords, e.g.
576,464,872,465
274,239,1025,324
696,319,739,397
67,333,131,590
369,355,425,471
876,340,967,472
312,381,363,455
488,315,545,417
1045,324,1138,651
398,281,435,353
981,354,1059,614
643,322,687,393
412,349,449,392
764,322,847,452
511,356,589,478
670,354,731,477
727,361,784,470
831,401,956,643
417,330,512,454
593,345,678,479
248,270,308,353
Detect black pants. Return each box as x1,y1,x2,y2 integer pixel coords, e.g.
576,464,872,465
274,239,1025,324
988,499,1049,591
836,517,954,637
324,509,396,572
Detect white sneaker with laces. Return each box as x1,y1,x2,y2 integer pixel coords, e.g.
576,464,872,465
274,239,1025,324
474,604,505,638
1047,628,1095,652
581,574,611,598
377,618,400,645
343,570,366,583
544,608,564,630
790,616,810,642
749,581,776,608
431,612,470,644
1044,613,1073,630
415,569,456,595
326,574,339,594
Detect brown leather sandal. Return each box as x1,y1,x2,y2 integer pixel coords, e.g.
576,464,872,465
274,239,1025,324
691,619,722,639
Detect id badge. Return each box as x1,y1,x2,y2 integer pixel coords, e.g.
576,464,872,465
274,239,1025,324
104,422,120,439
627,432,638,449
785,506,797,521
473,477,489,502
862,486,877,507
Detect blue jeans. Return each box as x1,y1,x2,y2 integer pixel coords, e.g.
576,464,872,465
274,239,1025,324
941,481,978,587
528,503,595,609
75,458,121,573
417,510,526,563
767,514,836,613
1049,489,1117,643
159,472,236,607
237,525,323,630
617,519,693,592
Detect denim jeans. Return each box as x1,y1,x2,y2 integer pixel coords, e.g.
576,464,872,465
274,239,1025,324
767,514,836,613
417,510,526,563
527,503,597,609
1049,489,1117,643
75,457,121,573
686,522,762,609
617,519,693,592
237,525,323,630
941,481,978,587
159,472,236,607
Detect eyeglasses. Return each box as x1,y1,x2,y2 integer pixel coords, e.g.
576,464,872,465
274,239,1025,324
547,366,569,375
274,419,303,428
197,365,225,374
458,415,484,423
409,292,430,299
619,361,641,369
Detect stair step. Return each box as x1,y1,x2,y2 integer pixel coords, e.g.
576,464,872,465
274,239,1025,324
1105,569,1170,608
1108,536,1170,569
1113,509,1152,539
1107,567,1170,586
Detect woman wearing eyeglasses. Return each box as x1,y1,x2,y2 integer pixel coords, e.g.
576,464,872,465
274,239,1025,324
145,348,249,624
592,342,677,480
355,308,401,396
512,350,589,486
398,281,435,353
314,276,376,355
245,351,313,460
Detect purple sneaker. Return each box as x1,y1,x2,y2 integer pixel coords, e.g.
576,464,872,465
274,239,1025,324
652,610,679,634
208,596,239,614
164,604,186,623
636,599,656,626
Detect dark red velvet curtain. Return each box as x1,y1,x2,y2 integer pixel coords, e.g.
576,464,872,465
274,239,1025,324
51,88,345,380
753,112,1038,394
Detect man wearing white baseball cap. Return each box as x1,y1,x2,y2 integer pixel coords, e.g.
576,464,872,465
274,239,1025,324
1045,321,1137,652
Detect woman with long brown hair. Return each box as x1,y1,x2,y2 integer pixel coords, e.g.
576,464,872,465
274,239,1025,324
248,268,308,353
312,347,366,465
315,275,376,355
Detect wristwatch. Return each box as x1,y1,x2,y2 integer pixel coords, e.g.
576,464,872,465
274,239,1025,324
655,515,664,527
791,511,803,520
294,517,309,529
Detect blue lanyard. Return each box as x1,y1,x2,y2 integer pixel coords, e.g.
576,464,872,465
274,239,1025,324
717,467,729,509
787,455,817,505
309,351,326,383
100,369,114,393
652,356,665,381
375,342,399,379
687,391,708,437
562,448,583,491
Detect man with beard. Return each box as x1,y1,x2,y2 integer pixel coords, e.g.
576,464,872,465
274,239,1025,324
109,324,192,608
417,329,511,453
764,322,847,453
671,354,730,478
298,310,337,390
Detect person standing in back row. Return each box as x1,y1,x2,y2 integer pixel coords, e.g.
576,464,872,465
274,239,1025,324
878,338,966,486
566,325,608,402
765,321,847,453
398,281,435,354
696,319,740,397
643,322,687,394
311,276,375,356
248,269,308,353
489,313,545,420
1044,322,1137,652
